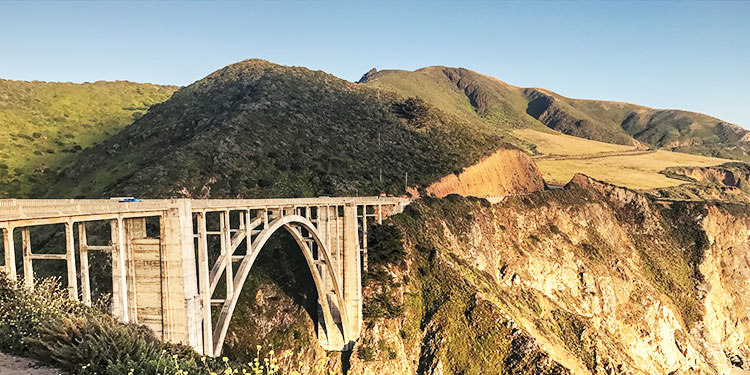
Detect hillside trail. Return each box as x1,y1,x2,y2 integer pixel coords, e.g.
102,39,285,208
0,353,63,375
531,149,656,161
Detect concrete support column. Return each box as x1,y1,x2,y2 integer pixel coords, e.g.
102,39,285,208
317,206,329,268
361,205,368,272
22,228,32,289
342,204,362,342
2,227,16,281
220,210,233,301
315,206,334,342
64,222,78,300
196,211,213,356
111,218,129,323
159,199,201,351
126,218,147,239
78,223,91,306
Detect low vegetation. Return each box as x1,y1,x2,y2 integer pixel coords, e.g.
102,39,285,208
362,224,406,320
0,275,302,374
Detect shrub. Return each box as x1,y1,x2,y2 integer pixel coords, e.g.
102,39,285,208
392,97,430,127
0,275,298,374
367,224,405,267
357,344,375,362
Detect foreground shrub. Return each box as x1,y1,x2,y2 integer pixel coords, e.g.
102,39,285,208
0,275,299,374
0,276,87,354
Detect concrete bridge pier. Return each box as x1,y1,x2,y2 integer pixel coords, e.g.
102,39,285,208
108,200,203,352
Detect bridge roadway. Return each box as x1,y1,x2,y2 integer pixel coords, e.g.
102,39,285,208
0,196,410,355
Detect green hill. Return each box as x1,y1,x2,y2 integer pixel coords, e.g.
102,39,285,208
360,67,749,159
47,59,514,198
0,79,177,197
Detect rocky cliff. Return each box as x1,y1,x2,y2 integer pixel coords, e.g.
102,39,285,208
343,174,750,375
650,163,750,202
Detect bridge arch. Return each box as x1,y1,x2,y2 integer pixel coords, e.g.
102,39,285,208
211,214,350,355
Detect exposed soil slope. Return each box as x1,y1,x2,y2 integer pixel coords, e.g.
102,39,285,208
424,148,545,197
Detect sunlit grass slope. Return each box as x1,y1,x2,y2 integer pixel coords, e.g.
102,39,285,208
361,66,546,131
514,128,636,156
514,129,730,189
0,79,177,197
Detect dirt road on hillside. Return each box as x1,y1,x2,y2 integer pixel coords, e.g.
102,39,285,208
532,149,657,161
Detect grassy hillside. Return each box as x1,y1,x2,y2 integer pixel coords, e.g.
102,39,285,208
514,128,636,156
0,79,177,197
47,59,514,198
514,129,730,189
360,67,541,129
361,67,749,160
527,88,750,159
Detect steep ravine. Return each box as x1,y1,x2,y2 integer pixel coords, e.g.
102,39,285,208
345,175,750,375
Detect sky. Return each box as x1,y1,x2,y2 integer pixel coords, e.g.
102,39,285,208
1,1,748,127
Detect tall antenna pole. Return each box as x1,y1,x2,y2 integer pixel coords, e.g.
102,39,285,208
405,172,408,193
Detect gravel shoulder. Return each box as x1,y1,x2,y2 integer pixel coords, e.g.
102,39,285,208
0,352,64,375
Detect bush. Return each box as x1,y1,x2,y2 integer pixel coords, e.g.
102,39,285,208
357,344,375,362
392,97,430,127
367,224,405,267
0,275,298,374
0,277,86,354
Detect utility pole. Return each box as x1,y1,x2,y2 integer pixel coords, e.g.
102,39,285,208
378,132,382,183
404,172,408,193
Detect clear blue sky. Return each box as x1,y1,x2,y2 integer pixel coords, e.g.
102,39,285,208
1,1,748,126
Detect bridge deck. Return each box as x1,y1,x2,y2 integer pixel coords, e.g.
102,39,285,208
0,196,409,224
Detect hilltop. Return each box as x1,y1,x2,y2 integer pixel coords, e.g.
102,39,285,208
0,79,177,197
360,66,750,160
46,59,540,198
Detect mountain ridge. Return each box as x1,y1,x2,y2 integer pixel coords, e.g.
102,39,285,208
360,65,749,160
46,59,530,198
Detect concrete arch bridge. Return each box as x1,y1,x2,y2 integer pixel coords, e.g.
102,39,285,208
0,197,409,356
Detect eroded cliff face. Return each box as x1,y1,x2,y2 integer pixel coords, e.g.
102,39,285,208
650,163,750,202
663,163,750,189
699,209,750,372
424,148,545,198
348,174,750,375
